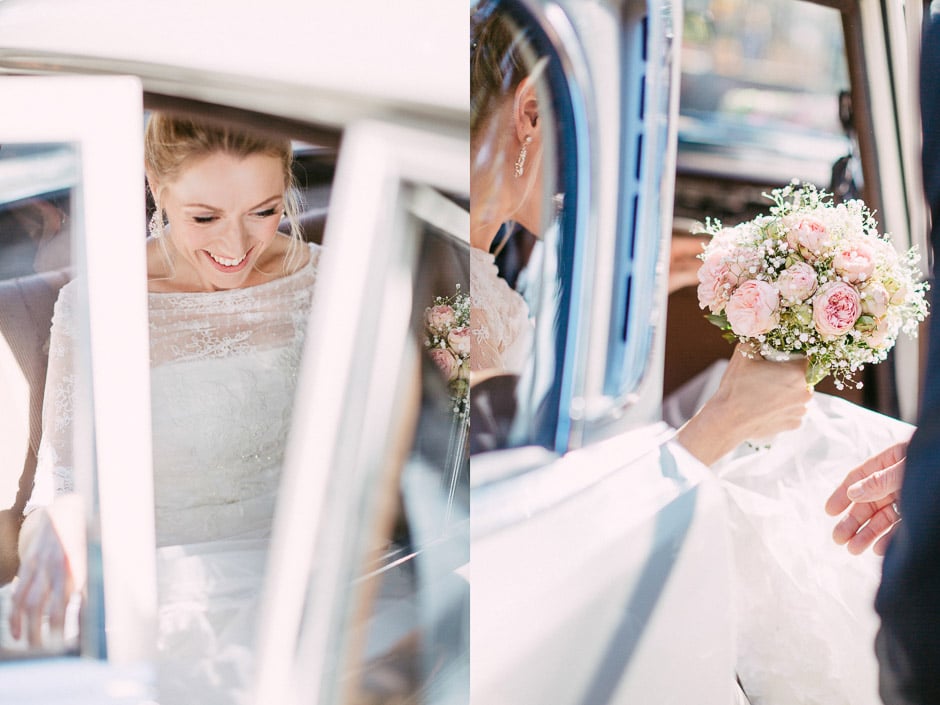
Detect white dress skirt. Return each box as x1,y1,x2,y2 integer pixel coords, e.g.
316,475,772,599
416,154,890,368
665,361,913,705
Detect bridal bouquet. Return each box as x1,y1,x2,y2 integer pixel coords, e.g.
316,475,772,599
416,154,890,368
425,285,470,417
696,181,929,388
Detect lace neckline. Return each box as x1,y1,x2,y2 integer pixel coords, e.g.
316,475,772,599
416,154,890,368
148,242,319,300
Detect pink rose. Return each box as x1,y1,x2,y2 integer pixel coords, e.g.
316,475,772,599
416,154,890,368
776,262,818,302
426,304,456,332
725,279,780,337
812,281,861,337
429,347,459,380
696,247,759,312
447,326,471,357
859,282,889,317
832,240,876,283
785,215,829,260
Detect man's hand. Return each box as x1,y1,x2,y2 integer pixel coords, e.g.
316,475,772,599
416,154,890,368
826,440,909,555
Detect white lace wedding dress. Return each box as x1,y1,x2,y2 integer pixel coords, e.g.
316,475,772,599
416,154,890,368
28,242,321,705
470,246,532,374
666,361,913,705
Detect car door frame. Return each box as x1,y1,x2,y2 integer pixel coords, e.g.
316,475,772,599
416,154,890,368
0,74,156,693
252,117,469,705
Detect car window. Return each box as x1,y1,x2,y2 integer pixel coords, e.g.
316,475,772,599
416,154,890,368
243,117,469,705
0,141,82,659
677,0,851,222
469,0,577,456
349,186,470,703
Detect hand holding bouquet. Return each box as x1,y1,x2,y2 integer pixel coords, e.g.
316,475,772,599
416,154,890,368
697,181,929,388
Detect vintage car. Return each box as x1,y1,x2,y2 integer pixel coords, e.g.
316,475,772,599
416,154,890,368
0,0,927,704
0,0,468,703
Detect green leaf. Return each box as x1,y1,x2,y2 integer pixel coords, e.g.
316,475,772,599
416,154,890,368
705,313,731,329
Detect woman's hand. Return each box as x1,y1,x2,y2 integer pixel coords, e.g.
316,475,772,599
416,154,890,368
9,496,85,648
677,344,813,466
825,440,909,555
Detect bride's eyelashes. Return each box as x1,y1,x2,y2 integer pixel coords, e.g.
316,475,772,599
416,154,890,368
190,206,281,224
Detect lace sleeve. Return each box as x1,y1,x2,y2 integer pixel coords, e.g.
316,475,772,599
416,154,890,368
469,247,532,375
25,282,78,514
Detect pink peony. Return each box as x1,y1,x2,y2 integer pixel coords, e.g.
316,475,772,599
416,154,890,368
776,261,818,302
813,281,862,337
785,215,829,260
832,240,876,283
426,304,456,332
429,347,459,380
859,282,889,317
725,279,780,337
447,326,471,357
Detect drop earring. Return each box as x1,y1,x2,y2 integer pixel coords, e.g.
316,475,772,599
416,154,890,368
514,135,533,178
149,207,165,238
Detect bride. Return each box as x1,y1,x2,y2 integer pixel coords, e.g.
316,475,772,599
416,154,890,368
11,113,320,704
471,3,913,703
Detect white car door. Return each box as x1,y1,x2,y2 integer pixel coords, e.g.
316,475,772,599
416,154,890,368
0,76,157,701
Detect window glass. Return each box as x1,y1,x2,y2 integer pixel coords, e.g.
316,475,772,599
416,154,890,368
360,187,469,702
470,0,574,454
0,141,87,659
287,182,470,705
677,0,851,221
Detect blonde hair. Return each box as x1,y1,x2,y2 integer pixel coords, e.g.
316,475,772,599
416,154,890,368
144,113,304,273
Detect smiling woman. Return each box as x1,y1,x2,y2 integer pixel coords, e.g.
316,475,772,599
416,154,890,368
144,114,309,293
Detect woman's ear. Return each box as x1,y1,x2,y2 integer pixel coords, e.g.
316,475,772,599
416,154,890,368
513,76,540,144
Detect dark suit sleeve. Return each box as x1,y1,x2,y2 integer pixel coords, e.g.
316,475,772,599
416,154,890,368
875,11,940,704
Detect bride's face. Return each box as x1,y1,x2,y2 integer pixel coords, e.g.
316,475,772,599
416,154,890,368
158,151,286,291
